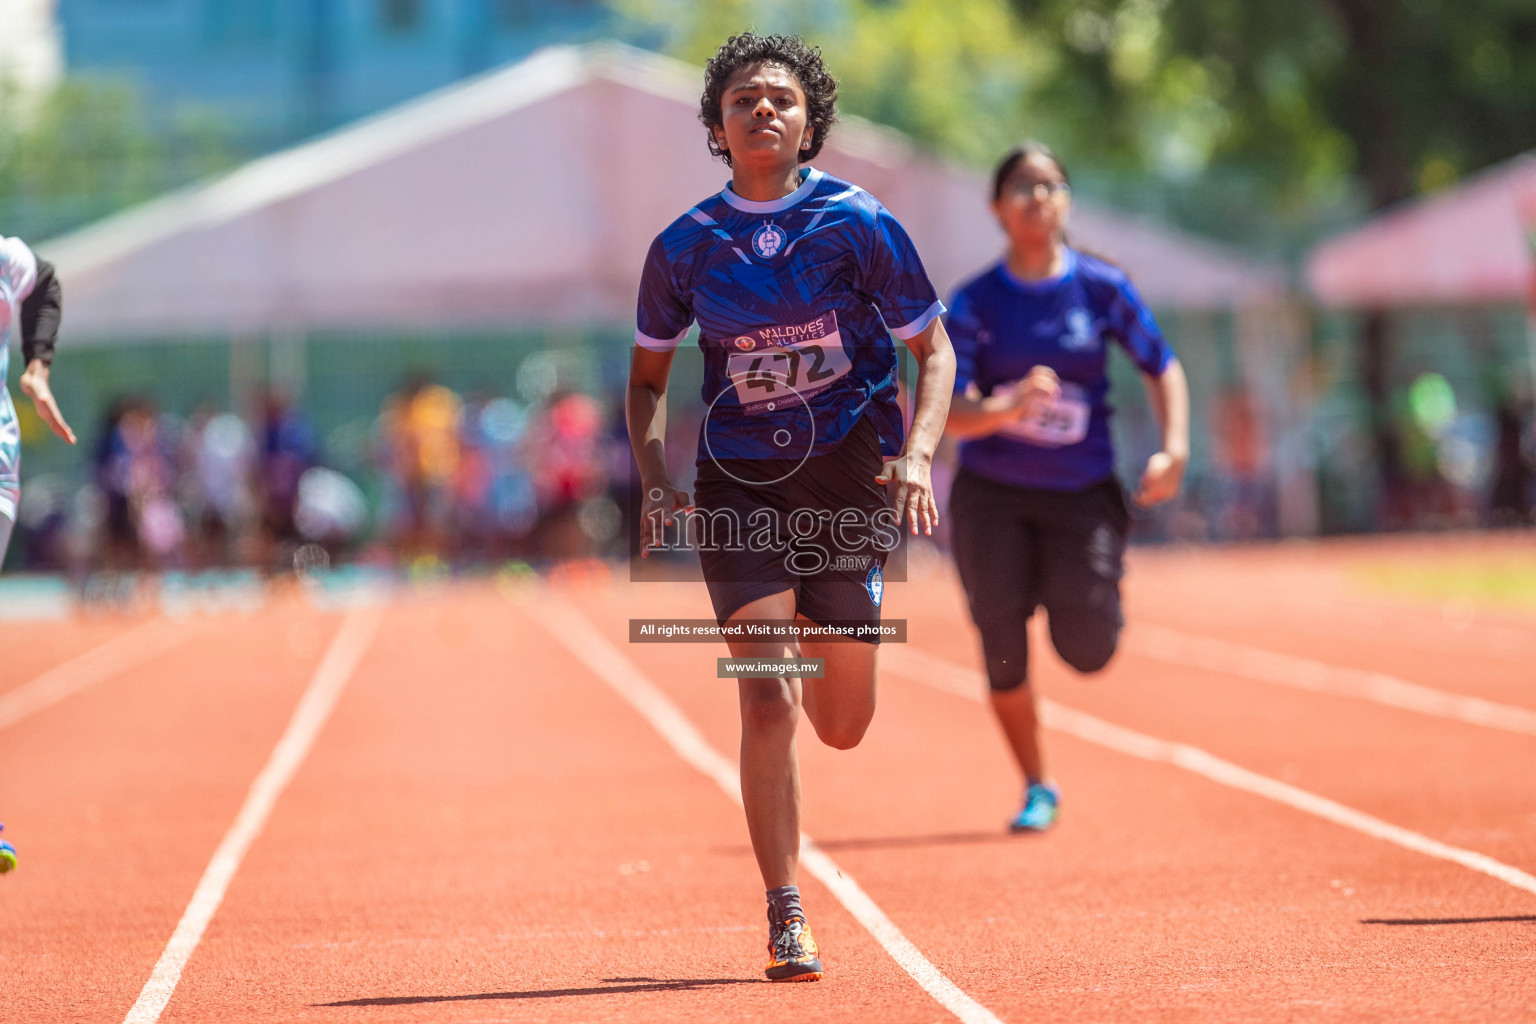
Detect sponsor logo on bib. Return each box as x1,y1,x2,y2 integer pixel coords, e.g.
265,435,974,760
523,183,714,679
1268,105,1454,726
752,222,788,258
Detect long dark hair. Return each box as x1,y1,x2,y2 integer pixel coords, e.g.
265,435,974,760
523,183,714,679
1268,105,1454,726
991,141,1069,201
990,141,1119,267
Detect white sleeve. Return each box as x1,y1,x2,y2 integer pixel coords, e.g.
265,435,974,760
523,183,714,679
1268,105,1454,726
0,237,39,304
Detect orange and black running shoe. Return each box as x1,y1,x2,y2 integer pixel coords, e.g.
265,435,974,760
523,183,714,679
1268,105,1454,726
765,911,823,982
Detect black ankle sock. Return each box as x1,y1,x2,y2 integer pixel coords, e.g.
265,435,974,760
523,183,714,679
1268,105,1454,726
766,884,804,922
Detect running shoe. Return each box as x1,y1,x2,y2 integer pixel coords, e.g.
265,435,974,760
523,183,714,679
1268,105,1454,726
765,910,823,982
1009,782,1060,832
0,823,14,874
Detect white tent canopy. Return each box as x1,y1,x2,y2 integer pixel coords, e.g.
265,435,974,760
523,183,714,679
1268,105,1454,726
43,42,1285,343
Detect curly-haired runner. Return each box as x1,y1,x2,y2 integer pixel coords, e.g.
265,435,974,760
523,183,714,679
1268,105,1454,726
627,33,955,980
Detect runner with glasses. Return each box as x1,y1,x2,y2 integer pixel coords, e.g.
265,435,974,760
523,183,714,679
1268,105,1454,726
943,142,1189,832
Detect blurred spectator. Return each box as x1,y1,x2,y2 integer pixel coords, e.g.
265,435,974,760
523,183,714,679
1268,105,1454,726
135,403,187,569
479,397,540,558
527,390,607,559
452,394,497,562
294,465,369,555
180,403,257,567
91,398,185,570
1209,387,1275,539
452,394,543,563
379,374,462,562
1489,388,1535,527
258,390,318,567
93,398,139,570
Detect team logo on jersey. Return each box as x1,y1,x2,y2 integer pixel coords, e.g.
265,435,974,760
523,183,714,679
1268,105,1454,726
865,564,884,607
752,222,788,258
734,335,756,351
1061,308,1098,351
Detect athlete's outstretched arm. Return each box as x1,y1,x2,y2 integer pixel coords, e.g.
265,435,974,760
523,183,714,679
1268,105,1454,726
1133,356,1189,507
17,258,75,445
876,319,956,536
626,345,691,554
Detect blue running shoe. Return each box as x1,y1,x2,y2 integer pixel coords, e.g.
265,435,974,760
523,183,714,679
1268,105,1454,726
0,823,14,874
1010,783,1060,832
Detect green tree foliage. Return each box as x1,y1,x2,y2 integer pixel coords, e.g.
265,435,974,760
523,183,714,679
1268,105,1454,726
0,77,237,241
616,0,1535,214
611,0,1051,168
1008,0,1536,209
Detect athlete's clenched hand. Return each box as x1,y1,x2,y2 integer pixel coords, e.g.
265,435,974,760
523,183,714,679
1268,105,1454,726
875,452,937,537
1133,450,1186,507
1009,364,1060,419
639,481,693,557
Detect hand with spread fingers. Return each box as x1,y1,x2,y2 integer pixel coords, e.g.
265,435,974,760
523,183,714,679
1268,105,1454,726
18,360,76,445
875,451,937,537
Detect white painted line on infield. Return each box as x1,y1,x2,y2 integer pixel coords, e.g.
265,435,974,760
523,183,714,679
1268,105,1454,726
122,604,386,1024
882,645,1536,898
526,596,1007,1024
0,620,198,732
1128,623,1536,737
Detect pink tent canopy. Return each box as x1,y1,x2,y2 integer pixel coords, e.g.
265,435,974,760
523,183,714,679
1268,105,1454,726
43,43,1282,342
1307,152,1536,308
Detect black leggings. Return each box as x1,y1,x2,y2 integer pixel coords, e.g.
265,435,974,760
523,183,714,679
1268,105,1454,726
949,468,1130,691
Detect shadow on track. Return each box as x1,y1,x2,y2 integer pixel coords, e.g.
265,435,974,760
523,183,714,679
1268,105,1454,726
713,829,1019,856
1360,915,1536,926
320,977,763,1006
814,829,1022,852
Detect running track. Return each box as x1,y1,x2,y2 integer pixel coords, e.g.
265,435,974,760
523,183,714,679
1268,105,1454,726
3,538,1533,1022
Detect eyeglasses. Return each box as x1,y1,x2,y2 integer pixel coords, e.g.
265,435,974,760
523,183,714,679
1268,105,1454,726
1004,180,1071,201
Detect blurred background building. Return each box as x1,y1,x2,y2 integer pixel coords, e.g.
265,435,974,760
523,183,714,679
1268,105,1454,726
58,0,612,148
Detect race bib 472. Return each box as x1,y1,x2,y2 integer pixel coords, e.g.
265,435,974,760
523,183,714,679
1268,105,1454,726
725,312,852,414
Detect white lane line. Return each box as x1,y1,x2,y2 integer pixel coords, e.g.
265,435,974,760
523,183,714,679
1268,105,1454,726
882,645,1536,898
1128,623,1536,737
0,620,198,732
122,604,386,1024
526,596,1006,1024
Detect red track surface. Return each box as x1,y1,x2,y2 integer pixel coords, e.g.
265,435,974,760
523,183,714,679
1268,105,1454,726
2,538,1533,1022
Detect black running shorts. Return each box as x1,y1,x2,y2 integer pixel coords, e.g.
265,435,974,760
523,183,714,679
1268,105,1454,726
949,466,1130,689
692,416,894,643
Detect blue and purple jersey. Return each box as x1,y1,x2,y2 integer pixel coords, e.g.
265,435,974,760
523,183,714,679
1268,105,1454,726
947,248,1176,491
636,168,943,462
